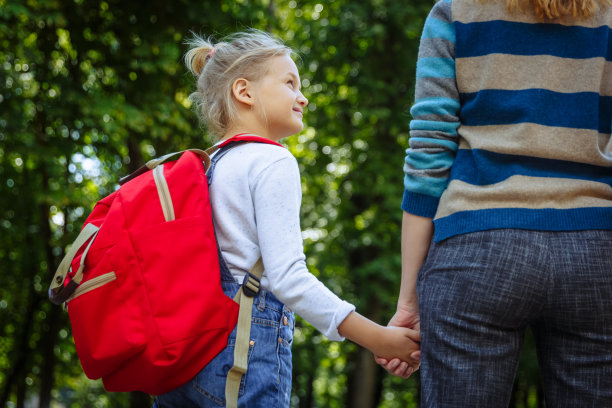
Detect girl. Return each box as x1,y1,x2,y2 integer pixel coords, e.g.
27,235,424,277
154,30,420,407
379,0,612,406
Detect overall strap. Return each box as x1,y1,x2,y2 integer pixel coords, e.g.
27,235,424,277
206,138,266,408
206,140,246,184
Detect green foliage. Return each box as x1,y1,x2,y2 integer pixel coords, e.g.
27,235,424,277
0,0,543,407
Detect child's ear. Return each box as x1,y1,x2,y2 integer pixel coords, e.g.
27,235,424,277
232,78,255,107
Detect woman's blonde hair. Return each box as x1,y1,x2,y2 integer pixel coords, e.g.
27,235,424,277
506,0,611,19
183,29,292,139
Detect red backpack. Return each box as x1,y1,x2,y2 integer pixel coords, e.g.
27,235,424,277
48,134,281,397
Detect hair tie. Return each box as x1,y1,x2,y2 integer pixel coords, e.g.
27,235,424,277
208,48,215,58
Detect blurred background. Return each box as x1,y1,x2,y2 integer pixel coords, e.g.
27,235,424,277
0,0,543,406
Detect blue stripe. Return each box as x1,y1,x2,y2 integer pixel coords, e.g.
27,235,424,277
411,97,461,118
449,149,612,186
402,190,440,218
410,119,460,134
405,150,455,170
404,174,449,198
409,137,458,151
416,57,455,78
460,89,611,133
455,20,612,60
434,207,612,242
422,18,456,42
602,96,612,134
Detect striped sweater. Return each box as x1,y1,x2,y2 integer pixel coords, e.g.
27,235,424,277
402,0,612,241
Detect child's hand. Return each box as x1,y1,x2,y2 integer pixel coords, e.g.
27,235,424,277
374,326,421,362
337,311,420,377
371,326,421,378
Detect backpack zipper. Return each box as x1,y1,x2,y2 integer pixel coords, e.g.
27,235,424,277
68,271,117,302
152,164,175,222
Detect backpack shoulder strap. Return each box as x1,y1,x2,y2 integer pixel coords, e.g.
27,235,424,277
225,258,263,408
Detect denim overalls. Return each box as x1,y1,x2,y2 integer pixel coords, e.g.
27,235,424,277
154,143,295,407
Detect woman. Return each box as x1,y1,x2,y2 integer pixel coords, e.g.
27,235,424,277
378,0,612,406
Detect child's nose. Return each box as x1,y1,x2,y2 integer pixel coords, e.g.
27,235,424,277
298,92,308,107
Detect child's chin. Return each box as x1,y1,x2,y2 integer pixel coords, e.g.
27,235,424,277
284,126,303,138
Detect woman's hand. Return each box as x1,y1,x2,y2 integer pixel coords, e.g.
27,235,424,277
375,212,432,378
375,302,421,378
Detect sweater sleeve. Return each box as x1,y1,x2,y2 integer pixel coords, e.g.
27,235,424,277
402,0,460,217
251,155,356,341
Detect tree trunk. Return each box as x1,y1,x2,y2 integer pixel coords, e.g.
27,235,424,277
538,383,545,407
346,347,380,408
0,290,38,408
38,306,61,408
130,391,152,408
38,154,63,408
345,292,386,408
16,379,25,408
296,340,315,408
127,136,143,173
303,372,314,408
0,165,40,408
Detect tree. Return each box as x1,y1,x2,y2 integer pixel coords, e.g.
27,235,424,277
0,0,542,407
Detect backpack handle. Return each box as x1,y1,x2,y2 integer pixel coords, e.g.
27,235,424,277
48,223,100,305
118,148,213,186
117,134,281,186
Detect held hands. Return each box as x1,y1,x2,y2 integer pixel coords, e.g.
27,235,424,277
372,325,421,377
337,310,420,375
375,303,421,378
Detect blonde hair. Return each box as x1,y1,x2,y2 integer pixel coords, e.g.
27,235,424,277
184,29,292,139
505,0,611,19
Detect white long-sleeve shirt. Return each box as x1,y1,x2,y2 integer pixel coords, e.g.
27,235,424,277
209,142,355,341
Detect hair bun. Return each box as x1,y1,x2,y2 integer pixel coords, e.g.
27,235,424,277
184,35,214,76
